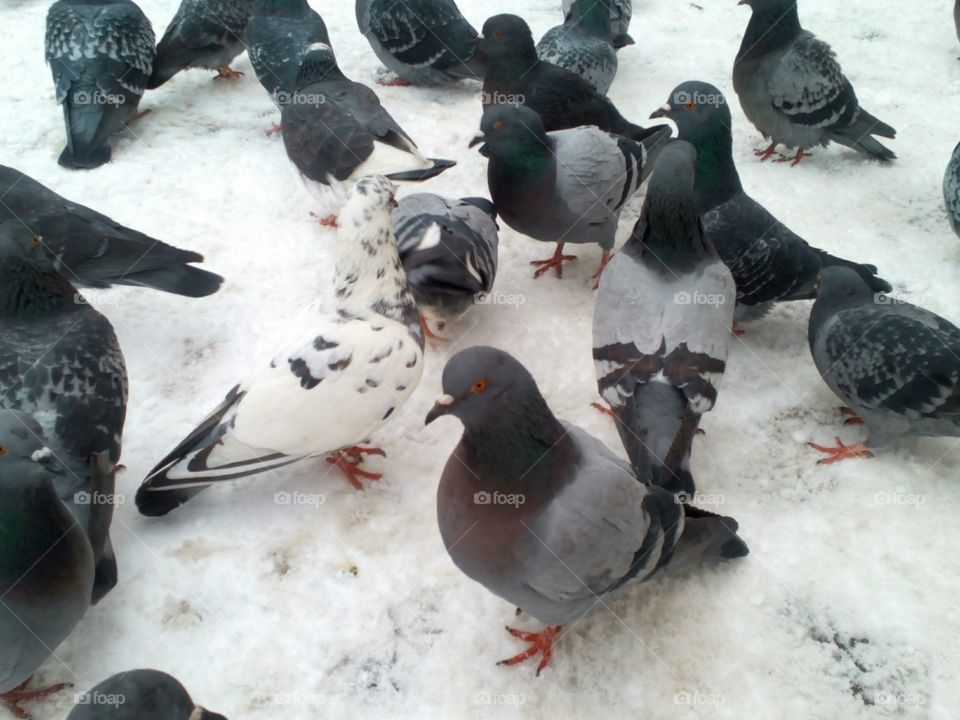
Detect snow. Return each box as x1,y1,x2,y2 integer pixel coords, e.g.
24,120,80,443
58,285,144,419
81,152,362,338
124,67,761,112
2,0,959,718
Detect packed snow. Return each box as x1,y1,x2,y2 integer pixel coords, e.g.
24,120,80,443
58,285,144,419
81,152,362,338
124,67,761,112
2,0,958,718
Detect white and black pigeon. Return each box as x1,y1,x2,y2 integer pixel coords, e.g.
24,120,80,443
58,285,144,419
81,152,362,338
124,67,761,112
808,267,960,464
45,0,156,170
594,141,735,496
470,104,668,281
356,0,484,86
246,0,331,107
0,165,223,297
733,0,896,164
136,176,425,516
67,670,227,720
394,194,499,339
537,0,619,94
563,0,633,49
651,82,891,325
281,43,456,226
0,410,95,719
0,224,128,605
944,141,960,238
426,346,748,674
148,0,254,88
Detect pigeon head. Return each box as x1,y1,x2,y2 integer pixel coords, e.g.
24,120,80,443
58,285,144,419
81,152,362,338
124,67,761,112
425,346,541,427
478,15,537,60
470,105,549,159
294,43,339,90
568,0,613,36
737,0,801,43
816,266,877,305
651,82,732,142
0,224,75,315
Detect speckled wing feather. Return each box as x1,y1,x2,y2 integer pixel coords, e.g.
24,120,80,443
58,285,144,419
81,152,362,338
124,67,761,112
246,4,331,99
944,141,960,238
363,0,478,73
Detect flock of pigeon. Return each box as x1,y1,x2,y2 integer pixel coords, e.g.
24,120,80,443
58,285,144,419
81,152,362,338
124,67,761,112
2,0,959,716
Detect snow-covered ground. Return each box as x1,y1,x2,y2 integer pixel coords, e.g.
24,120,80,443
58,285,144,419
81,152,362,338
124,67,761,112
3,0,960,717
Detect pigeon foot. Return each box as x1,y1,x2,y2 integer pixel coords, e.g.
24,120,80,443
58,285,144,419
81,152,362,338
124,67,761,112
591,250,612,290
376,76,413,87
754,143,778,161
214,65,244,80
327,446,386,490
498,625,562,676
776,148,812,166
309,212,338,228
266,122,282,137
1,678,72,719
809,436,873,464
531,245,577,279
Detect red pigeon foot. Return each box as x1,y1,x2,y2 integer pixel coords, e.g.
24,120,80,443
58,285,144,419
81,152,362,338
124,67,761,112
498,625,562,676
838,407,864,425
420,315,447,342
754,143,778,161
1,678,72,720
376,76,413,87
808,436,873,464
591,250,612,290
214,65,244,80
731,322,745,336
326,446,386,490
309,212,338,228
266,123,282,137
776,148,812,166
591,402,614,417
531,245,577,279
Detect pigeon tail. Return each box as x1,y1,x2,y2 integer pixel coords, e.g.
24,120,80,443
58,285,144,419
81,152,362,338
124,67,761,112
386,158,457,182
91,540,118,605
116,265,225,298
612,33,635,49
816,251,891,295
59,93,112,170
148,35,196,89
668,505,749,571
830,110,896,162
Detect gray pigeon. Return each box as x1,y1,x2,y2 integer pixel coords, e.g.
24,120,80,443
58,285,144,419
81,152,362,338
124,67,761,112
395,194,499,337
537,0,619,94
0,412,95,718
594,141,735,495
137,177,424,516
246,0,332,106
808,266,960,463
426,346,748,674
149,0,254,88
944,141,960,238
0,224,128,605
733,0,896,164
356,0,484,86
651,81,891,324
67,670,227,720
281,44,456,224
470,104,669,281
956,0,960,45
562,0,633,48
45,0,156,170
0,165,222,298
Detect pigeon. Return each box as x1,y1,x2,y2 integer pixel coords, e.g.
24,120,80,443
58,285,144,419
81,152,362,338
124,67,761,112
470,104,668,280
593,141,735,496
67,670,227,720
477,14,663,142
651,82,891,324
808,266,960,463
944,141,960,238
45,0,156,170
0,224,128,605
956,0,960,45
148,0,254,88
356,0,484,86
0,412,95,718
394,194,499,337
281,43,456,225
733,0,896,164
426,346,748,673
537,0,619,94
136,176,425,516
563,0,633,49
246,0,332,105
0,165,223,298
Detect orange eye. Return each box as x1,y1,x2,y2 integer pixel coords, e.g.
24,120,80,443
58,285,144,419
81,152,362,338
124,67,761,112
0,446,6,456
31,235,41,246
685,102,696,110
471,378,488,393
493,30,502,38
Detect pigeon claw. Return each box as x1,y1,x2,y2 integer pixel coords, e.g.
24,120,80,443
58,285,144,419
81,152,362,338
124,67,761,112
420,314,447,342
498,625,562,676
531,245,577,279
309,212,339,228
591,402,614,417
1,678,72,719
266,122,283,137
214,65,244,80
776,148,812,166
754,143,778,161
808,436,873,464
376,76,413,87
326,446,386,490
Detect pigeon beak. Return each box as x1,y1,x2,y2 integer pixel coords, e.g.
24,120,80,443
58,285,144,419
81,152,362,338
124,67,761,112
468,133,485,149
649,103,672,120
425,394,457,425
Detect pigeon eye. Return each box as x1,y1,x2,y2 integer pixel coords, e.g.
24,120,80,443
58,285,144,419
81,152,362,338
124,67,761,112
684,102,696,110
492,120,505,132
31,235,41,246
471,379,488,393
0,445,6,456
493,30,502,38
